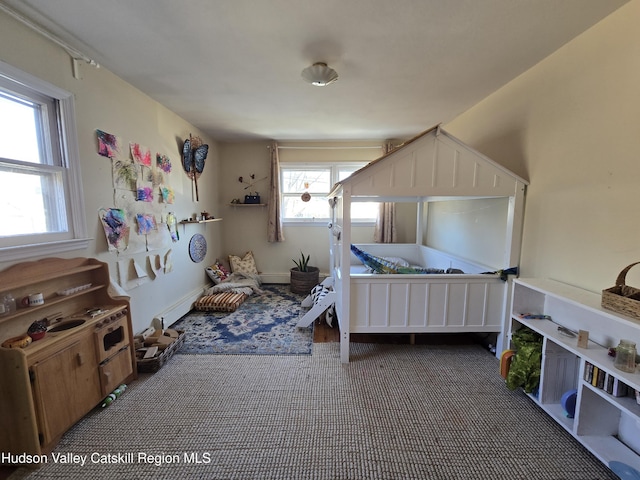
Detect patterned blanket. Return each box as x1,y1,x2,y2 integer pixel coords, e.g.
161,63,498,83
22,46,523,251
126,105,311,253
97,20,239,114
205,272,264,296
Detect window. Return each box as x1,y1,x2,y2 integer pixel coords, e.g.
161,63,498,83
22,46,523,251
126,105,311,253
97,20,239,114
0,61,88,261
281,163,377,223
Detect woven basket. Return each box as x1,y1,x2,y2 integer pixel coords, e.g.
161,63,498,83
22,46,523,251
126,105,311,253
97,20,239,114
136,330,185,373
602,262,640,320
290,266,319,295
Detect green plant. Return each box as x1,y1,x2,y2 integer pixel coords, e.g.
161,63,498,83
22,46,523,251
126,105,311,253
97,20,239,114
292,251,311,272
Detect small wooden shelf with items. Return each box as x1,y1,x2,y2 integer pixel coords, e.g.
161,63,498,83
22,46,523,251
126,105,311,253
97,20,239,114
0,257,137,459
227,203,267,207
179,218,223,224
509,278,640,474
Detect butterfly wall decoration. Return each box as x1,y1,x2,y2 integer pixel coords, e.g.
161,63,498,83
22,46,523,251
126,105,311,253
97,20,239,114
182,134,209,201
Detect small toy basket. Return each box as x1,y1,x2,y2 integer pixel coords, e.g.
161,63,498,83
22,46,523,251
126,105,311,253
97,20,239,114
136,330,185,374
602,262,640,320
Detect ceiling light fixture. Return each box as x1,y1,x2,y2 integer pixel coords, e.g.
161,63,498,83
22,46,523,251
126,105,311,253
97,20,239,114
301,62,338,87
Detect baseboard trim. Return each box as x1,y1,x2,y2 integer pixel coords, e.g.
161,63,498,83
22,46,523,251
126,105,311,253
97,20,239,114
154,286,204,329
260,272,329,284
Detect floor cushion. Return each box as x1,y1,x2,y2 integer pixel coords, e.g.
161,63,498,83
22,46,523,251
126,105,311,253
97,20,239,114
194,292,247,312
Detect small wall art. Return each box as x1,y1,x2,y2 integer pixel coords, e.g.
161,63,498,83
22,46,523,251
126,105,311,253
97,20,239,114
96,129,122,159
98,208,129,252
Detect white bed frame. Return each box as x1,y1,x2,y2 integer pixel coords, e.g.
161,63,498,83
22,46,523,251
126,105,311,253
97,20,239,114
328,126,528,363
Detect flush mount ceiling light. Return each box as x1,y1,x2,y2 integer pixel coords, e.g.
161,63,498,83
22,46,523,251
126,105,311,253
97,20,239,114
301,62,338,86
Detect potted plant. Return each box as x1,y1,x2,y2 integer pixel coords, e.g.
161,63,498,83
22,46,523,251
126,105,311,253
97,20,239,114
290,251,319,295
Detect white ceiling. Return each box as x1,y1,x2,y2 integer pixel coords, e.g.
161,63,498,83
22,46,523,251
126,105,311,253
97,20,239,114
1,0,628,141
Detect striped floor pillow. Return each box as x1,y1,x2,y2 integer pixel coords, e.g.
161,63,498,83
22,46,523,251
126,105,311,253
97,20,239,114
195,292,247,312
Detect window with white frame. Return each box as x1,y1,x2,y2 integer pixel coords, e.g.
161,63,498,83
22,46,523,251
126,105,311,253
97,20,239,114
0,61,88,261
281,163,377,223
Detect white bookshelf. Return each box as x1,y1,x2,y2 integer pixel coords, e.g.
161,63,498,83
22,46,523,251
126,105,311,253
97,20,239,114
510,278,640,473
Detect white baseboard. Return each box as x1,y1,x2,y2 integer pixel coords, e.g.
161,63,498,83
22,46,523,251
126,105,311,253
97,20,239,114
259,273,290,284
153,286,204,329
260,272,329,284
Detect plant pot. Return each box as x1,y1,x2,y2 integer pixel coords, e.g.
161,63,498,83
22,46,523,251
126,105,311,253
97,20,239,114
290,266,319,295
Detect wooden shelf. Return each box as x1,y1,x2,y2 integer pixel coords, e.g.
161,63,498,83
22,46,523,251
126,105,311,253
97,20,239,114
0,263,102,293
228,203,267,207
179,218,223,224
0,284,105,325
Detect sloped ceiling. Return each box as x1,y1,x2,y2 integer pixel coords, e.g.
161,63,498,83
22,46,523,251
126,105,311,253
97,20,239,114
0,0,629,141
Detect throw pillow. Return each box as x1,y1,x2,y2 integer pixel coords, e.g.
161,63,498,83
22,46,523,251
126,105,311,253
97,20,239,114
229,251,259,275
206,260,230,284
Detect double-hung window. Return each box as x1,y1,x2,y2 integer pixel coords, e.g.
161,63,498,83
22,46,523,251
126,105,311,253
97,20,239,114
0,61,88,261
281,163,376,224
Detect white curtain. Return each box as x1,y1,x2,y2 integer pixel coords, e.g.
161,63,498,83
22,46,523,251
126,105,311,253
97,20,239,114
373,141,397,243
267,141,285,242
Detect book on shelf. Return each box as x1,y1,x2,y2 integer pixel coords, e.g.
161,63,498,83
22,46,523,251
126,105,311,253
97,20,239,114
584,362,594,383
596,368,606,389
591,366,599,387
612,377,628,397
604,373,614,394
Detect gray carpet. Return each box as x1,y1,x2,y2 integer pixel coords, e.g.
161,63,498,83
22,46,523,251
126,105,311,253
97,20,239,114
9,343,616,480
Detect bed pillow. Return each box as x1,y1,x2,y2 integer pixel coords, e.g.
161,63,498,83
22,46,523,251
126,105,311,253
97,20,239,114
229,251,259,275
383,256,410,268
206,260,230,284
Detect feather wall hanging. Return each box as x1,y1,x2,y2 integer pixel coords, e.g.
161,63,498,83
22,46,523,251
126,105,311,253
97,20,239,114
182,134,209,201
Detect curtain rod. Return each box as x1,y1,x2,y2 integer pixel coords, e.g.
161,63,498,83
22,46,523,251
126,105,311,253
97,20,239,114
271,145,382,150
0,3,99,68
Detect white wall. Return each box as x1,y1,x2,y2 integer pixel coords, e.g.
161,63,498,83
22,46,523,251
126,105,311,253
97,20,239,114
217,142,384,281
0,11,222,333
445,0,640,293
426,197,509,269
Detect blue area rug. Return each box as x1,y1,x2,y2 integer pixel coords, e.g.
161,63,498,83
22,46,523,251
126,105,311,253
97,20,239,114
172,284,313,355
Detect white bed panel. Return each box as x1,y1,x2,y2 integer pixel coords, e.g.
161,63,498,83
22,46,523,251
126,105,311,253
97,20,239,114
349,275,506,333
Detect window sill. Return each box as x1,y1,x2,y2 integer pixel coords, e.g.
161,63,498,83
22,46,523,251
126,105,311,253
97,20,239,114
0,238,93,263
283,221,375,227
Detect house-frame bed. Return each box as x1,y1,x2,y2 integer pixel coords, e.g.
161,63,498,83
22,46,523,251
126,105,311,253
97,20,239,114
328,126,528,363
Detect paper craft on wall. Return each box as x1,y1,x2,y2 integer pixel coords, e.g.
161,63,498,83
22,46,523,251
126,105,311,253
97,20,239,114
157,153,172,173
117,258,149,290
164,249,173,273
149,254,162,276
130,142,151,167
166,212,179,242
96,129,122,158
159,185,175,204
112,159,137,191
136,213,157,235
146,221,172,251
136,186,154,202
99,208,130,252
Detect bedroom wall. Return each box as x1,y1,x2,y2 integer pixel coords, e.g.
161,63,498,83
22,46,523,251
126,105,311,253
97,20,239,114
0,11,222,333
426,197,509,270
445,0,640,293
217,142,407,281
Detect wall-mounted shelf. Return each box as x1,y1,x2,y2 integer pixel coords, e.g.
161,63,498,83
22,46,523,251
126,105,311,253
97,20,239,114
179,218,223,224
227,203,267,207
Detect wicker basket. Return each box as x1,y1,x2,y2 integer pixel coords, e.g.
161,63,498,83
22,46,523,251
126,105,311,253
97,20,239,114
136,330,185,374
602,262,640,320
290,266,320,295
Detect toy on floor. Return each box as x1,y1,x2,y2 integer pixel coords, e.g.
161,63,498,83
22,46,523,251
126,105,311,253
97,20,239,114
100,384,127,408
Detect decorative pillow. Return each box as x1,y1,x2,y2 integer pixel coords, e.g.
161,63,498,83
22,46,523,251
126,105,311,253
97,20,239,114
228,251,259,275
206,260,230,284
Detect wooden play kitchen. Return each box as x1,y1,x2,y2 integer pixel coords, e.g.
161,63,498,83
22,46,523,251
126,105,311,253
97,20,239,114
0,257,137,457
